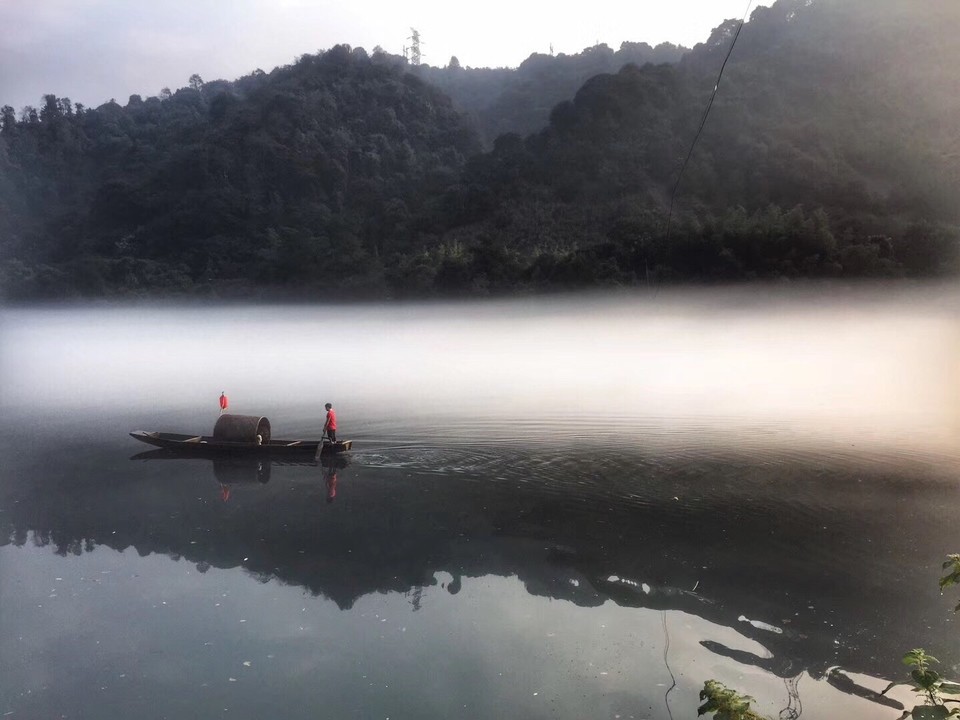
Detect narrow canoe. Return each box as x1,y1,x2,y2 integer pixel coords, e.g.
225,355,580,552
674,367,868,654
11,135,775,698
129,430,351,456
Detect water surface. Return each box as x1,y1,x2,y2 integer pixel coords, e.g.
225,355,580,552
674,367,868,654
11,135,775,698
1,286,958,719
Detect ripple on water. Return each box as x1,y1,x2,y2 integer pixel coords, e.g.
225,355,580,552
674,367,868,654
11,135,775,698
345,410,960,547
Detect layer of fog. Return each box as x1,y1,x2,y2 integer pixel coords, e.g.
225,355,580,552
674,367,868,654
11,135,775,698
1,284,957,455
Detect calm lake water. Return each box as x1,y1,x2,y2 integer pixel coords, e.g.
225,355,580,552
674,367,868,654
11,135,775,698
1,285,959,719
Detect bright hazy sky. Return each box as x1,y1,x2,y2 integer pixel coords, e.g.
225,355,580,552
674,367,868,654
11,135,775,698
1,0,771,112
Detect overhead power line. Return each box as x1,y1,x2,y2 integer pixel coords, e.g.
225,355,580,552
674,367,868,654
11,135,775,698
665,0,754,242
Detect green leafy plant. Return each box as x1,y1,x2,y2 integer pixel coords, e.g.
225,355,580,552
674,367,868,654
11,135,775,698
698,680,768,720
881,556,960,719
895,648,960,717
702,554,960,720
940,555,960,612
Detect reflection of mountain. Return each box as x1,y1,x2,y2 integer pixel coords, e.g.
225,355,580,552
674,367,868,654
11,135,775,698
2,440,958,706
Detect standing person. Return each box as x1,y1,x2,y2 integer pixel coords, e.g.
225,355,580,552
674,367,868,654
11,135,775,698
219,392,229,415
323,402,337,443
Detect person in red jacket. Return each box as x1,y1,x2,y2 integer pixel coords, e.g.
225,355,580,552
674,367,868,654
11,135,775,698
219,392,229,414
323,402,337,443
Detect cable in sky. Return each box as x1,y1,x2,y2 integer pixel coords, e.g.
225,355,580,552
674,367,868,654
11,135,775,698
664,0,754,242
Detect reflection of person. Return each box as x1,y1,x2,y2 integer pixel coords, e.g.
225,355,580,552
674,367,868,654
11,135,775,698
219,391,229,415
219,484,231,502
323,402,337,443
325,468,338,504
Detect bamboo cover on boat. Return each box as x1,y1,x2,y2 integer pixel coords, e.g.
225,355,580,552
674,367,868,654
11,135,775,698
213,414,271,444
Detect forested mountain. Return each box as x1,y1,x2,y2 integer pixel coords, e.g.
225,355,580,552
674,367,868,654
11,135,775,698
0,47,480,297
414,0,960,292
1,0,958,300
414,41,686,146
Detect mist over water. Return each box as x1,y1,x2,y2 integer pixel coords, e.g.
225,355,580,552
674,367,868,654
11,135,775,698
2,283,959,720
2,284,957,456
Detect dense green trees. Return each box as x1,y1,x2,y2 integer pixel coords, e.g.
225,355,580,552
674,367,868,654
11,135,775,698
415,40,686,147
422,0,959,289
0,0,957,300
0,46,479,298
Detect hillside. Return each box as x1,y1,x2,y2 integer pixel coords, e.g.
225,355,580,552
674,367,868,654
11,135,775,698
409,0,960,291
0,47,480,297
1,0,958,299
414,41,686,146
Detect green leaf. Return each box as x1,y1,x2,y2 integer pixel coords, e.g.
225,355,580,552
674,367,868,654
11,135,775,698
913,669,941,689
905,650,940,667
698,680,765,720
939,573,960,590
912,706,950,720
905,650,925,666
940,682,960,695
941,556,960,590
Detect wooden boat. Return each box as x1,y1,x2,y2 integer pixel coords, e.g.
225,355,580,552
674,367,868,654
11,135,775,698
129,413,351,457
128,431,351,455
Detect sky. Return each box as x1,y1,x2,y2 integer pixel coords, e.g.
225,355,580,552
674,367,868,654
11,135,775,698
0,0,771,113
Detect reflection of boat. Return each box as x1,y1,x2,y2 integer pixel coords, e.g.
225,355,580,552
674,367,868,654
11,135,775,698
130,448,351,470
129,414,351,456
130,449,351,500
214,457,272,485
